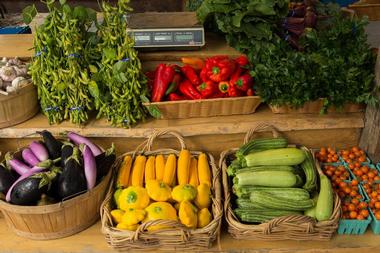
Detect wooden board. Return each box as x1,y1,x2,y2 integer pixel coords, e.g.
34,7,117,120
0,219,379,253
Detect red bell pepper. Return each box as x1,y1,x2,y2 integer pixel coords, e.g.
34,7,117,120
181,65,201,86
231,73,253,92
200,67,208,82
247,88,254,96
145,70,156,80
197,80,217,99
218,81,229,94
205,56,236,82
179,80,202,100
165,73,182,96
210,90,227,99
168,93,187,101
181,57,205,70
235,55,249,67
228,84,244,97
151,64,175,102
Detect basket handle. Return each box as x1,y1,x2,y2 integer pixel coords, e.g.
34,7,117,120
145,130,187,151
243,123,281,144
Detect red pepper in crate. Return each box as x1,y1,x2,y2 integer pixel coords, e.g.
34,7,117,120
179,80,202,100
200,67,208,82
168,93,187,101
151,64,175,102
231,73,254,92
218,81,229,94
181,65,201,86
181,57,205,70
228,84,244,97
165,73,182,96
235,55,249,68
247,88,254,96
197,80,217,99
205,56,236,82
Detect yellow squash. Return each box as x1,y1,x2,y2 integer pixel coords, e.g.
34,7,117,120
155,155,165,181
179,201,198,229
177,149,191,185
119,186,150,211
121,208,146,226
131,155,147,187
172,184,197,202
146,180,172,202
197,208,212,228
189,157,199,187
145,156,156,183
194,183,211,209
116,223,139,231
113,188,123,208
144,202,178,231
110,209,125,224
198,153,211,186
163,154,176,186
116,155,132,188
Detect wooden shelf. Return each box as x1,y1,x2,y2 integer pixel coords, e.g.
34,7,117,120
0,105,364,139
0,218,378,253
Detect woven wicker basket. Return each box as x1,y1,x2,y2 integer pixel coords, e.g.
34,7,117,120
101,130,222,251
221,124,341,241
143,96,261,119
0,143,112,240
349,0,380,21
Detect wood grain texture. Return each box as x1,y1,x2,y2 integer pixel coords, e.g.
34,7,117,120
360,48,380,162
0,219,379,253
0,106,364,139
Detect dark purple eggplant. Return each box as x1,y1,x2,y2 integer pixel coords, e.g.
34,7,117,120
57,147,86,200
0,165,16,194
305,11,317,28
38,130,63,159
288,6,306,17
95,144,115,182
10,177,47,205
61,142,74,168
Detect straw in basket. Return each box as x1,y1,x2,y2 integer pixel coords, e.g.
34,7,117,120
221,123,341,241
101,130,223,251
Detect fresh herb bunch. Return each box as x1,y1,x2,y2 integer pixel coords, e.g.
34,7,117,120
26,0,97,124
90,0,148,127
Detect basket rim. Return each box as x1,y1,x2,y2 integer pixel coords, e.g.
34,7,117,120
100,147,223,247
142,95,261,106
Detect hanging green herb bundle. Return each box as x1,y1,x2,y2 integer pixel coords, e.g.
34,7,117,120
91,0,148,127
26,0,98,124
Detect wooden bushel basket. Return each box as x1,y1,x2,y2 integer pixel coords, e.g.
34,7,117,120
0,146,112,240
221,124,341,241
101,130,223,251
0,83,39,128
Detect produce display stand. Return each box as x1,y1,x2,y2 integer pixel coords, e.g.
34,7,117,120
0,26,379,253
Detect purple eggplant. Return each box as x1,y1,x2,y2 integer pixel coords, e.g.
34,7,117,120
29,141,49,161
9,158,31,175
67,132,102,156
57,147,87,200
38,130,63,159
82,144,97,190
0,165,16,194
5,167,45,202
22,148,40,167
61,142,74,168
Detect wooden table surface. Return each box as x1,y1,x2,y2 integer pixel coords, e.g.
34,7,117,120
0,219,379,253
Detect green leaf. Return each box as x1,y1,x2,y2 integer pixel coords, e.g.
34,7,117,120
62,4,71,15
22,5,37,25
140,94,150,103
103,48,117,60
112,61,128,74
147,105,161,119
88,81,100,99
86,8,97,22
59,0,67,5
74,6,87,20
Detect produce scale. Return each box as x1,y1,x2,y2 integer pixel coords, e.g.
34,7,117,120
0,0,379,252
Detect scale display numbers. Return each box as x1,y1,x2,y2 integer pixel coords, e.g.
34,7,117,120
135,35,150,41
175,33,194,42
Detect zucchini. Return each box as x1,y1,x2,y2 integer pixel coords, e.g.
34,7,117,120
236,198,268,209
304,194,319,219
227,159,242,176
315,175,333,221
249,191,315,211
233,186,310,200
234,208,302,223
236,137,288,160
242,148,306,167
233,170,298,188
301,149,317,192
228,165,295,177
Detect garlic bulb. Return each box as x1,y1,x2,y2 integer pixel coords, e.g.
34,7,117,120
0,65,17,82
13,66,28,77
6,86,16,94
11,77,26,89
7,57,21,66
